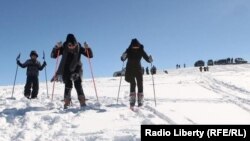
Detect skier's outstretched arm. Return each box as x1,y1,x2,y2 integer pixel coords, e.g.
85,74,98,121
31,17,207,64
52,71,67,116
38,61,47,70
142,47,152,63
51,42,63,59
17,60,28,68
121,49,128,62
81,42,93,58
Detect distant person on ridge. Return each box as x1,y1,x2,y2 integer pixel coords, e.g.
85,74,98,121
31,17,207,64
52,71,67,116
199,66,203,72
17,50,47,99
51,34,93,109
151,65,157,75
121,38,153,108
146,67,149,75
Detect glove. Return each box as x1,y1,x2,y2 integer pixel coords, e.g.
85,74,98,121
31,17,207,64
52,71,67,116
121,53,127,61
17,60,21,65
148,55,153,63
43,61,47,66
16,53,21,61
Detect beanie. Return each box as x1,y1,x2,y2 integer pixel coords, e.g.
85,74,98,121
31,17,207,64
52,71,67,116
30,50,38,57
66,34,77,44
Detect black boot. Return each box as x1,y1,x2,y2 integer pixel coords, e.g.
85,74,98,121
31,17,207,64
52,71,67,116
24,93,31,99
75,81,86,107
78,95,86,107
24,86,31,99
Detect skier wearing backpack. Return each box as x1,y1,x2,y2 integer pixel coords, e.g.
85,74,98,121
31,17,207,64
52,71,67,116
121,38,153,108
17,50,47,99
51,34,93,109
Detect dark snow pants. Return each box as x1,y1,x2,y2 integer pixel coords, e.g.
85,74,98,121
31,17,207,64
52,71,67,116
24,76,39,98
129,72,143,93
64,76,85,99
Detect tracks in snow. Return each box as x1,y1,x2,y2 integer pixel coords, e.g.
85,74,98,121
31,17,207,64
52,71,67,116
197,74,250,112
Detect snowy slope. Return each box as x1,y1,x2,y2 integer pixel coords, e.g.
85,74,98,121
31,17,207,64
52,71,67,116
1,64,250,141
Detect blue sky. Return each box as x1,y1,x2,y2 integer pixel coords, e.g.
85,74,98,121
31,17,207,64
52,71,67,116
0,0,250,85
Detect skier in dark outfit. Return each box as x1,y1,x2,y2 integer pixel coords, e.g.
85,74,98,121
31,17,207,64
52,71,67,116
17,51,47,99
121,38,153,107
51,34,93,109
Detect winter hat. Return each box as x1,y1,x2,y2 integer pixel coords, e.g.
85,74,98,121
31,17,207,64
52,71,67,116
130,38,141,47
30,50,38,57
66,34,77,44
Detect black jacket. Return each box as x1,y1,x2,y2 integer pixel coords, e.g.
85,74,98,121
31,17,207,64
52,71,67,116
51,42,93,81
17,59,45,77
122,45,150,82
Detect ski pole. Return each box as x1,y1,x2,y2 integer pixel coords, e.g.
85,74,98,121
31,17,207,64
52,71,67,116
43,51,49,98
116,61,125,104
150,63,157,107
11,53,21,99
84,42,99,103
51,47,60,101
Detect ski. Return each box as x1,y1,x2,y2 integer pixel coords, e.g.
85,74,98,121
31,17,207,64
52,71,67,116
130,106,141,112
62,104,106,113
60,98,89,102
62,98,89,109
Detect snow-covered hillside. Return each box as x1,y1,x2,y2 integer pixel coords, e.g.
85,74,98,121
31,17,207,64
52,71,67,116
1,64,250,141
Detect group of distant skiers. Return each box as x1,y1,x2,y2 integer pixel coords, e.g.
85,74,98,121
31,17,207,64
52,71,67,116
16,34,153,109
199,66,209,72
145,66,156,75
176,64,186,69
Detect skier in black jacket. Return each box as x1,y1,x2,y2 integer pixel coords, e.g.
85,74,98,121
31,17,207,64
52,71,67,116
121,38,153,107
17,50,46,99
51,34,93,109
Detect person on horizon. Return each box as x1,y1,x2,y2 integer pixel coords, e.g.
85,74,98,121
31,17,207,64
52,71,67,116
146,67,149,75
199,66,203,72
151,65,157,75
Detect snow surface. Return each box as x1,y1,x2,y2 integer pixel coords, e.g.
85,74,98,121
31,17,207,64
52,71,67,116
1,64,250,141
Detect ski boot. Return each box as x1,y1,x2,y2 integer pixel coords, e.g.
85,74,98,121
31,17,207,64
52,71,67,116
64,88,72,109
78,95,87,107
129,92,136,109
24,93,30,99
138,93,144,107
31,93,38,99
64,98,71,109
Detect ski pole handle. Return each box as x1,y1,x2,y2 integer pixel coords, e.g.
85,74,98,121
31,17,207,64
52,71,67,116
56,41,63,49
43,51,45,60
84,42,88,48
83,42,88,48
16,53,21,61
